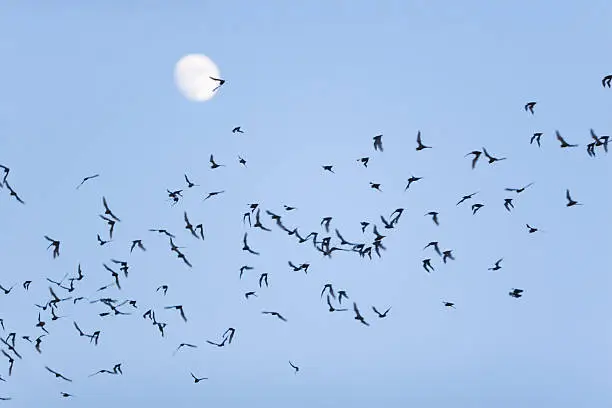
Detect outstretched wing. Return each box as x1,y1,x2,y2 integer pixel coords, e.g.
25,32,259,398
556,131,565,144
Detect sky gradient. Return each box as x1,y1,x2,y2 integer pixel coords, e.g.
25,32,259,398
0,1,611,406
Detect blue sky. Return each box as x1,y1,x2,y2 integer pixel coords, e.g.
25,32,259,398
0,1,611,406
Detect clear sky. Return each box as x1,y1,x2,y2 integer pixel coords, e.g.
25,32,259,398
0,1,611,406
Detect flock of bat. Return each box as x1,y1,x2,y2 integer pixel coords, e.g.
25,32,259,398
0,73,610,402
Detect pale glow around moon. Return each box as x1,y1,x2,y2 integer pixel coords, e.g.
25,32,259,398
174,54,221,102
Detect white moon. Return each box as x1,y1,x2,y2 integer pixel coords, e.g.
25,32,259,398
174,54,221,102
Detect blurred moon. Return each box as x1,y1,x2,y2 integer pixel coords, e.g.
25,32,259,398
174,54,220,102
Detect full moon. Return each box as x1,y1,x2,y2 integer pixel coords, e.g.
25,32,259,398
174,54,221,102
